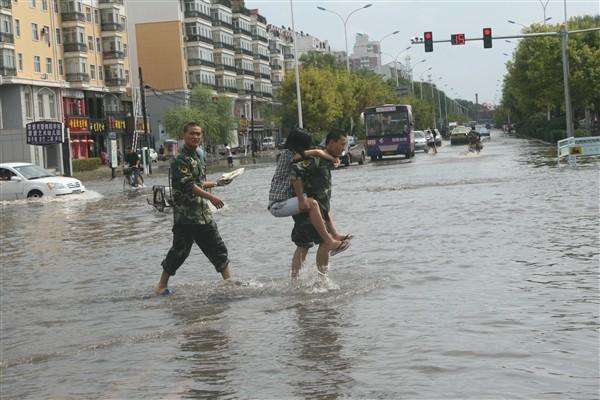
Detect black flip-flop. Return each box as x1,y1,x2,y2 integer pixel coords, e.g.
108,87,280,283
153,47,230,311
330,240,351,256
342,234,354,241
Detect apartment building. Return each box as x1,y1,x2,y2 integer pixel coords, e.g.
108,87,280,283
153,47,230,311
350,33,381,73
266,24,294,91
130,0,274,148
0,0,134,170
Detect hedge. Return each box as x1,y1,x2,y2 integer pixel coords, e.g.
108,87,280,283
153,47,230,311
73,157,101,172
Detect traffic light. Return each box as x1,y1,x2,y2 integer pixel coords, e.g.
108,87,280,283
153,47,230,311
483,27,492,48
424,31,433,52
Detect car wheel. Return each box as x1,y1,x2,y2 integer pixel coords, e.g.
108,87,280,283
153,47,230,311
358,152,365,165
27,190,43,199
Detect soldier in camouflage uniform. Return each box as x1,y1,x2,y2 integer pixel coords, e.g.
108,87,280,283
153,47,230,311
155,122,233,295
289,130,349,279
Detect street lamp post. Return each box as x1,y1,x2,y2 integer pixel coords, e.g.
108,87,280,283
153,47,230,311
289,0,303,128
404,58,425,95
317,4,372,72
393,47,411,87
429,75,436,129
561,0,574,138
379,30,400,73
418,67,432,100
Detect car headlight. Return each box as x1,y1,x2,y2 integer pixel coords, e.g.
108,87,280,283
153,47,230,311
47,182,66,190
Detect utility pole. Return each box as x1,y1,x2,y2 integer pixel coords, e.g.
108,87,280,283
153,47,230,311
561,0,574,138
429,75,436,129
250,83,255,160
139,67,151,174
436,85,443,128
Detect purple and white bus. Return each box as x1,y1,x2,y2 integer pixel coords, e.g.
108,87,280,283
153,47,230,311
364,104,415,161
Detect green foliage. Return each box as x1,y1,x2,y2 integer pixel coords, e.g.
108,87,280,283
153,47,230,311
299,51,342,70
73,157,101,172
277,66,397,136
163,85,235,146
501,15,600,139
398,95,434,130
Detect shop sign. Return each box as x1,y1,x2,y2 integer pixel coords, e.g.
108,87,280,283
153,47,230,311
26,121,64,145
107,116,126,132
67,117,89,133
90,120,106,134
63,89,85,99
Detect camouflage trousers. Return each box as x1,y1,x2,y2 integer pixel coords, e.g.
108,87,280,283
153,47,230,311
161,221,229,275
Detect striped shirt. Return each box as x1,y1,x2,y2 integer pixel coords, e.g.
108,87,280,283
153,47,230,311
268,149,295,205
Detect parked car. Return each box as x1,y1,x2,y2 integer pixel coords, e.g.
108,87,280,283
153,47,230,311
339,135,367,166
0,162,86,200
414,130,429,152
475,125,491,140
276,137,286,149
450,126,471,145
137,147,158,163
262,136,275,150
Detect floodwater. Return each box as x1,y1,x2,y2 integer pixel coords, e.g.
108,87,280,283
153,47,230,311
1,130,598,399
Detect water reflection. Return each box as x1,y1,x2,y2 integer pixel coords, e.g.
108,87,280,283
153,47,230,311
292,303,353,400
173,302,236,400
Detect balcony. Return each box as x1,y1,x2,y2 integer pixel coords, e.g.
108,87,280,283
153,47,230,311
0,66,16,76
214,42,235,51
99,0,123,4
63,42,88,52
270,64,282,70
212,20,234,30
61,12,86,21
214,0,231,7
103,50,125,59
254,54,269,62
269,48,281,55
0,0,11,10
253,34,268,44
184,10,211,21
101,22,125,32
258,73,270,80
185,34,213,45
188,58,215,68
233,27,252,37
106,77,127,86
235,47,252,56
66,73,90,82
236,68,254,77
0,32,14,44
284,53,294,60
216,64,236,73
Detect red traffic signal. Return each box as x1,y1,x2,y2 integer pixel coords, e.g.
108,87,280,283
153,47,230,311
451,33,466,45
483,27,492,48
424,31,433,52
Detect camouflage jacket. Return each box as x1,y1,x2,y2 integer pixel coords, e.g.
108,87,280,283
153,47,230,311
171,145,212,225
290,156,333,214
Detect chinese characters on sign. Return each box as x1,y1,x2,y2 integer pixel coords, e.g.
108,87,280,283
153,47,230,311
107,116,126,132
26,122,64,145
67,117,89,132
90,120,106,134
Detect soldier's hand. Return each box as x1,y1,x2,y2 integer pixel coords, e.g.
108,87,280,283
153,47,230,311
209,195,225,209
217,178,232,186
333,158,341,168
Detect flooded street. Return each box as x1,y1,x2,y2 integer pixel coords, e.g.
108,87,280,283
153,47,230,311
2,130,598,399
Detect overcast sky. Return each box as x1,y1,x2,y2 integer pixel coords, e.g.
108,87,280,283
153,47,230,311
251,0,599,104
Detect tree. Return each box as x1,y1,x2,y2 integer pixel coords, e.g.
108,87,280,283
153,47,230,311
163,85,235,148
299,51,342,70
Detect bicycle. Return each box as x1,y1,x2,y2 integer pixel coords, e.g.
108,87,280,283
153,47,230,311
123,166,144,191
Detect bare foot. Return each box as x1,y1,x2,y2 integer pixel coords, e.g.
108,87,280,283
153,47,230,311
221,263,232,280
154,286,170,296
324,239,343,251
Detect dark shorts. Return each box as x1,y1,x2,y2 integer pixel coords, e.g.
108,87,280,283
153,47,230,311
161,221,229,276
227,156,233,163
291,210,329,249
427,141,436,147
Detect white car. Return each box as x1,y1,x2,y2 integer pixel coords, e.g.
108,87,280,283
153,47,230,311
0,162,86,201
138,147,158,162
413,130,429,152
475,125,491,140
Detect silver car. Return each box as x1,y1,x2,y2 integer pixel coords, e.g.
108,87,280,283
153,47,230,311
414,130,429,152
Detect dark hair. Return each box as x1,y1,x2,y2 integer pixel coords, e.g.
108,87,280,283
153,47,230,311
325,129,347,144
284,128,312,156
182,122,201,134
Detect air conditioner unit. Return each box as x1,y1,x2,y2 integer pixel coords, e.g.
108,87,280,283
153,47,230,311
40,73,48,79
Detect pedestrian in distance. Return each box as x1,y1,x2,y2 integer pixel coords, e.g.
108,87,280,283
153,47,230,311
225,144,234,168
268,128,351,257
288,130,351,281
155,122,234,296
426,129,438,154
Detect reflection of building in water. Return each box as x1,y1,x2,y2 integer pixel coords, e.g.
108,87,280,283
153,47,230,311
173,303,236,399
292,304,353,399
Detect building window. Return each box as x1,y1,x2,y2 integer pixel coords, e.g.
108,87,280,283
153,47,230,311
49,93,56,119
34,56,41,72
37,93,45,118
88,35,94,51
96,38,101,52
43,26,50,45
90,64,95,79
29,0,35,7
42,0,47,11
94,10,99,24
58,59,63,75
56,28,61,44
46,57,52,73
124,69,128,82
15,19,20,37
17,53,23,70
24,90,33,118
85,7,91,22
98,68,103,80
31,23,39,41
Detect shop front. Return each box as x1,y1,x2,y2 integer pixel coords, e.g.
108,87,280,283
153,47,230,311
66,116,91,159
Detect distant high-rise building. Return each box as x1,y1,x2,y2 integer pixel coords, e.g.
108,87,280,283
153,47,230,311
349,33,380,72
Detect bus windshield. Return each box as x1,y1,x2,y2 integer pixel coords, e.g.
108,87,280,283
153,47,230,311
366,111,410,137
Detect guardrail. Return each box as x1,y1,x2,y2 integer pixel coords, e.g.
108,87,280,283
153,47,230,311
557,136,600,166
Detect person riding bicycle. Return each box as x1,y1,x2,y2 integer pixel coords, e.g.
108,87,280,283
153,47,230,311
125,148,143,188
467,129,482,153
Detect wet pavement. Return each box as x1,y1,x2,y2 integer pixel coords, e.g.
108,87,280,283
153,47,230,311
1,130,598,399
